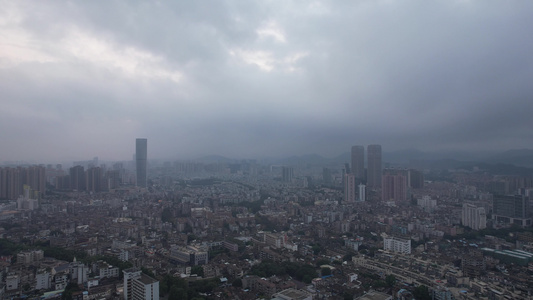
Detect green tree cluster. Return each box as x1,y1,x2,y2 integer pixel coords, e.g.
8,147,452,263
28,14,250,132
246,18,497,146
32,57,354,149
315,258,330,267
160,275,218,300
208,247,229,259
0,239,23,256
61,282,81,300
385,274,396,287
43,246,87,262
0,222,21,231
191,266,204,277
413,285,431,300
251,260,318,283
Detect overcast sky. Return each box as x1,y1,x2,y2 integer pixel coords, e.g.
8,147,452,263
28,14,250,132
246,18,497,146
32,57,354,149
1,1,533,162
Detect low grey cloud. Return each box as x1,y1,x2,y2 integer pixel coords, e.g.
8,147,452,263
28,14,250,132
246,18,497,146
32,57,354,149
1,0,533,162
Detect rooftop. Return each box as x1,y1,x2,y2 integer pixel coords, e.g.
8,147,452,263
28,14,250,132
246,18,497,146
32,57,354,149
356,291,392,300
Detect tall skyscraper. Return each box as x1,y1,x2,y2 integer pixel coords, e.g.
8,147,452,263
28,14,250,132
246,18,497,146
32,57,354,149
282,166,294,183
344,163,351,175
86,167,103,193
344,173,356,202
136,138,147,188
0,166,46,200
367,144,382,188
24,165,46,197
351,145,365,184
69,165,86,191
382,172,407,203
407,169,424,189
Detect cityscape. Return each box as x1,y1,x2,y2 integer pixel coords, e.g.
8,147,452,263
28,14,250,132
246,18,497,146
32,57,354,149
1,138,533,300
2,1,533,300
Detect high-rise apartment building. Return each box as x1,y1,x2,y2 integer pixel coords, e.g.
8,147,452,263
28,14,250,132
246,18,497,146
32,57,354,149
493,195,530,226
0,166,46,200
123,268,159,300
86,167,103,193
407,169,424,189
344,173,356,202
136,138,147,188
382,172,407,203
367,144,382,188
351,145,365,184
24,165,46,197
358,183,366,202
70,165,86,191
0,167,21,199
282,166,294,183
462,203,487,230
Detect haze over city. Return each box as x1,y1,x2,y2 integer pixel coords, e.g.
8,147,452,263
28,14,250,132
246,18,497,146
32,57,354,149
4,3,533,300
2,1,533,162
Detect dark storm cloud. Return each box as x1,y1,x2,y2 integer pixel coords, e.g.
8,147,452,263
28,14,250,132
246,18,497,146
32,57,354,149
1,0,533,162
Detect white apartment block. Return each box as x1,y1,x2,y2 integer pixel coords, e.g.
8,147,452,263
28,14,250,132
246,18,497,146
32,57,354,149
123,268,159,300
462,203,487,230
417,195,437,212
36,270,51,290
383,237,411,254
6,274,19,291
96,261,120,278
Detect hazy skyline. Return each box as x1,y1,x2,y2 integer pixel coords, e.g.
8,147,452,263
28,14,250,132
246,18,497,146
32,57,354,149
2,1,533,162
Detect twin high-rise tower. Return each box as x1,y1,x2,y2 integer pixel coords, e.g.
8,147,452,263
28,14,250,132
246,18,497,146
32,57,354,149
349,144,382,188
345,144,381,203
136,138,147,188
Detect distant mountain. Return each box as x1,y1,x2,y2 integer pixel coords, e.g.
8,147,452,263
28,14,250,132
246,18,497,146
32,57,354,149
383,149,429,164
277,153,338,166
483,149,533,167
191,148,533,170
406,158,466,170
331,152,350,164
384,149,498,165
456,161,533,177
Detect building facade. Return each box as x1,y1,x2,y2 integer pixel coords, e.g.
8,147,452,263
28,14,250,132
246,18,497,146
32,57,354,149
367,144,382,188
0,165,46,200
493,195,530,226
383,237,411,254
123,268,159,300
170,245,209,265
282,166,294,183
344,173,356,203
132,274,159,300
462,203,487,230
358,184,366,202
382,172,407,203
351,145,365,184
136,138,148,188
